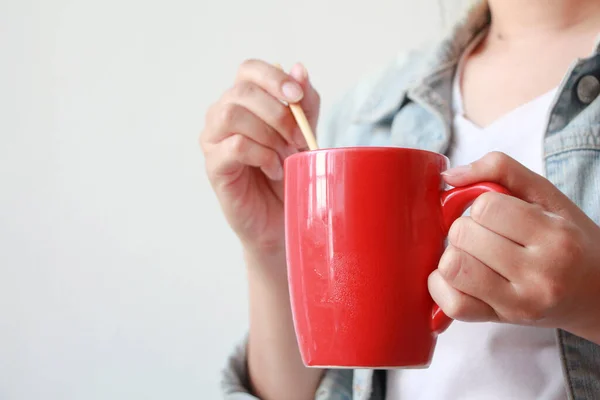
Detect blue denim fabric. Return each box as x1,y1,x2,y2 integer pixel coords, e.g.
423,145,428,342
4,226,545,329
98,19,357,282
221,2,600,399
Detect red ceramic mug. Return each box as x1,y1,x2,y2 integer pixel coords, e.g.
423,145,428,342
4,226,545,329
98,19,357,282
284,147,509,368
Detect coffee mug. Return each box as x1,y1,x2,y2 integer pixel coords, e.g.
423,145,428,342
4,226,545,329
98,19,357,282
284,147,509,368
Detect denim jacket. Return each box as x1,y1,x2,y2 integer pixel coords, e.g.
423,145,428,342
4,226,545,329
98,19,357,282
222,2,600,399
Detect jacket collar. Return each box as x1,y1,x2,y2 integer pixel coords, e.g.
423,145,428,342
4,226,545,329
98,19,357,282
354,1,490,126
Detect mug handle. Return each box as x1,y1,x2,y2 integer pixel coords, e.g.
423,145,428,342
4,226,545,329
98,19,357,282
430,182,511,335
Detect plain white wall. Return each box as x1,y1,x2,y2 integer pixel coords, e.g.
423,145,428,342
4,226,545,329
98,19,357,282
0,1,472,398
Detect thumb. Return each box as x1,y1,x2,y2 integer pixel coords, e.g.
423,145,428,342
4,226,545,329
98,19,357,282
288,63,320,135
441,151,580,219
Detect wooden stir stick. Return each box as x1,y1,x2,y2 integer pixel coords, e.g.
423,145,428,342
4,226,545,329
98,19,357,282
274,63,319,151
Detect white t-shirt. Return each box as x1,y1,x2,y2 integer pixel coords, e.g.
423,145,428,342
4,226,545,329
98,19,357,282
386,40,566,400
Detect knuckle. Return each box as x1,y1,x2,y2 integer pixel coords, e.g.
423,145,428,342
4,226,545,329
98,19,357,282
204,101,220,124
201,103,223,147
232,81,256,99
439,247,463,282
552,221,584,265
443,297,469,320
203,150,222,182
470,192,499,223
448,216,470,247
517,304,547,323
539,278,567,312
530,202,546,216
219,103,242,126
229,134,248,156
483,151,510,173
238,58,259,74
516,280,564,323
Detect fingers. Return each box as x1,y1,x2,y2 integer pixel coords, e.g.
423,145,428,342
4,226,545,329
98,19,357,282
236,60,320,146
206,134,284,183
219,81,306,147
437,245,517,314
448,216,526,281
204,102,295,162
428,269,499,322
236,59,305,103
202,60,320,150
469,192,554,247
200,59,320,187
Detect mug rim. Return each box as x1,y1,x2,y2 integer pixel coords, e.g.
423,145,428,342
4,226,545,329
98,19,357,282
287,146,449,164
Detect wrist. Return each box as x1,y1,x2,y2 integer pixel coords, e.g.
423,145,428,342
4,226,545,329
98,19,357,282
562,283,600,345
243,247,289,282
241,237,286,262
244,245,286,266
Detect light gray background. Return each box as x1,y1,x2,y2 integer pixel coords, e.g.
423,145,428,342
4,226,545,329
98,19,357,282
0,1,472,398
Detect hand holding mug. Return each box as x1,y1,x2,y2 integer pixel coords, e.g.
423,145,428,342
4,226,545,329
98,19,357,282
430,152,600,345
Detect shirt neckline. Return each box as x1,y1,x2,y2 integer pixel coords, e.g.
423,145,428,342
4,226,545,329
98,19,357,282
452,27,559,131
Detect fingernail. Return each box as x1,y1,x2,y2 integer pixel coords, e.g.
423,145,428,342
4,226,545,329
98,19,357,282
441,164,472,177
293,129,307,147
289,63,307,81
282,81,303,102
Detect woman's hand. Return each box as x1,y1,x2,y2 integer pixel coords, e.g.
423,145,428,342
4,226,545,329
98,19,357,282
429,152,600,344
200,60,320,258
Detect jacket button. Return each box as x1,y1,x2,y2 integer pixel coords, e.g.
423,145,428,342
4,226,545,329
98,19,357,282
576,75,600,104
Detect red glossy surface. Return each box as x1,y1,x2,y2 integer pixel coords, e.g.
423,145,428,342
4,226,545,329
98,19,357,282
284,147,507,368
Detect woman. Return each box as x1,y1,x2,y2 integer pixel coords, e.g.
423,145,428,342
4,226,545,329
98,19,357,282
200,0,600,399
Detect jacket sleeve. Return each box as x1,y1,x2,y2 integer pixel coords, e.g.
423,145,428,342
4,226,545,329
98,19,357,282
220,336,354,399
220,336,258,399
